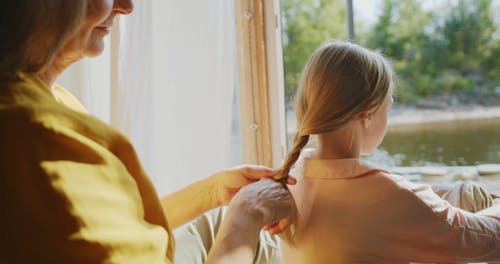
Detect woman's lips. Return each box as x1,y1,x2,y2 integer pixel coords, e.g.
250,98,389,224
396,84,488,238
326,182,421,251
95,26,111,34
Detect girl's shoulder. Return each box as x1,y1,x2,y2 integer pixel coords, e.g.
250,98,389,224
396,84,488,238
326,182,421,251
372,170,434,196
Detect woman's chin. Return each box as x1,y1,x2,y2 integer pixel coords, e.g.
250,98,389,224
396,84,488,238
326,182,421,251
83,38,106,58
84,46,105,58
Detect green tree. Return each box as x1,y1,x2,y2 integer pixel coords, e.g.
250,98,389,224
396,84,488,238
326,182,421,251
282,0,347,102
283,0,500,103
366,0,432,59
364,0,437,101
438,0,497,89
363,0,499,100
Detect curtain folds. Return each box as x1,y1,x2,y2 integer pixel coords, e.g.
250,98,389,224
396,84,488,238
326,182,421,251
58,0,237,195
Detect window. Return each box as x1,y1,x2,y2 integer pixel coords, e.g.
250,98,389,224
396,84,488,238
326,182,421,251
280,0,500,186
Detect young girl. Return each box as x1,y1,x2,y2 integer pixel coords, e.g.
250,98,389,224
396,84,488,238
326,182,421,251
276,41,500,263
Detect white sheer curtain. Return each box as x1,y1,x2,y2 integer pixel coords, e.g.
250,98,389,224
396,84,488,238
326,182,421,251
57,46,111,122
58,0,237,196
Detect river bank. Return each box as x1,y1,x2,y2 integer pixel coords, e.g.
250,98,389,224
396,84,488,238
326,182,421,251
388,106,500,128
286,105,500,133
388,91,500,128
286,91,500,132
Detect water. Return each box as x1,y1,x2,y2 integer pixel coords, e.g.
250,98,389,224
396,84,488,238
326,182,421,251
371,118,500,167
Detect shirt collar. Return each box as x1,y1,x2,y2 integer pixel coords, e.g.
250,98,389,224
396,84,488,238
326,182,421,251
293,148,376,180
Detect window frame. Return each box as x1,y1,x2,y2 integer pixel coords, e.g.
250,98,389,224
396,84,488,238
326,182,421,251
234,0,287,167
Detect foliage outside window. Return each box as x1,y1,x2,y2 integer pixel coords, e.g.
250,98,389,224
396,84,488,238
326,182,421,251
282,0,500,104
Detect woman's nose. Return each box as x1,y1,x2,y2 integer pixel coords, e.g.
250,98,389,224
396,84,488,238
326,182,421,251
114,0,133,15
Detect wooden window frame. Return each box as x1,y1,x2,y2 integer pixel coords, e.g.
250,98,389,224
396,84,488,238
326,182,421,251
235,0,287,167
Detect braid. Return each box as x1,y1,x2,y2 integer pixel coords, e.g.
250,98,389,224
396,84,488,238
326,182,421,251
274,134,310,184
275,134,309,246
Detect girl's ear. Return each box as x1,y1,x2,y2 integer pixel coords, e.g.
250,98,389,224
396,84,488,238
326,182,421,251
361,116,372,129
357,111,372,129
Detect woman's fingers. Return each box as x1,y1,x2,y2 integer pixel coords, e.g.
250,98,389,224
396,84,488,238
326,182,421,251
227,178,295,228
214,164,297,206
267,218,291,235
238,165,279,179
286,176,297,185
230,164,297,186
263,221,279,231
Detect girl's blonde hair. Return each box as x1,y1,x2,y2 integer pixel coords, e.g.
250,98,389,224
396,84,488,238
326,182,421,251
0,0,87,75
278,40,394,244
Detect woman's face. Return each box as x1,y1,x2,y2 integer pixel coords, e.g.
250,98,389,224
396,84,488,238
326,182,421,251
61,0,133,61
360,92,393,155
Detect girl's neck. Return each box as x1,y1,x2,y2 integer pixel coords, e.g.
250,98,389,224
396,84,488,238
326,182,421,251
315,123,361,160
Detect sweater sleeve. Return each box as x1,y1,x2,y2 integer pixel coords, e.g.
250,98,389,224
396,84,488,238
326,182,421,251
387,175,500,263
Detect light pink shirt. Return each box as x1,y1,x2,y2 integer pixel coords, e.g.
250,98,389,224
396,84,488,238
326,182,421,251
281,149,500,263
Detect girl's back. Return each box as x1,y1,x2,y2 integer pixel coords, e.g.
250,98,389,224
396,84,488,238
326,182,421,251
280,149,500,263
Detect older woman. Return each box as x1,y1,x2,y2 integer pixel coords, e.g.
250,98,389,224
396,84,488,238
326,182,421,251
0,0,294,263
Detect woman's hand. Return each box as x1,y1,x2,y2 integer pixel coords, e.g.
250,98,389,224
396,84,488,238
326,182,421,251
211,165,297,235
227,178,295,228
212,165,297,206
161,164,296,230
206,179,295,263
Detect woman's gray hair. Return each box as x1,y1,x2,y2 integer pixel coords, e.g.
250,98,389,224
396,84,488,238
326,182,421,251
0,0,87,74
